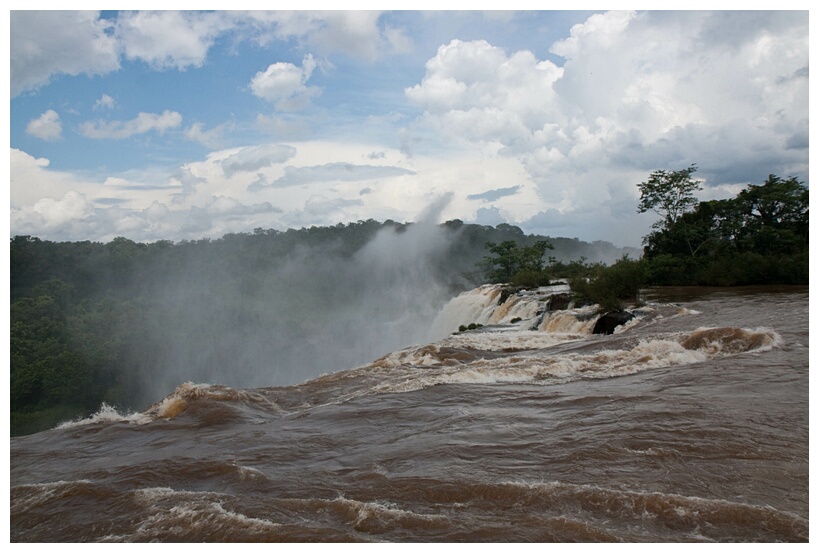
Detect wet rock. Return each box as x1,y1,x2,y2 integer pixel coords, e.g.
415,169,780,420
592,310,634,335
497,286,524,305
548,293,572,311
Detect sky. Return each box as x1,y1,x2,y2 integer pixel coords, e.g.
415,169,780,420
6,5,810,247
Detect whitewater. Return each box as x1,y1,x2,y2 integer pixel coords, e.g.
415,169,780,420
10,284,809,542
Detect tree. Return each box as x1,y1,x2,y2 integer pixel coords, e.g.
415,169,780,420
734,175,809,250
482,239,554,284
637,165,701,228
637,164,702,256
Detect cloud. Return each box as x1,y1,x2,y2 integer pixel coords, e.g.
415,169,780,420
10,148,101,207
184,122,233,150
9,190,281,243
308,11,387,60
269,162,416,188
246,11,400,60
304,195,364,216
405,39,564,148
220,144,298,178
171,166,207,196
467,185,521,202
93,94,116,110
249,54,321,111
114,10,230,70
472,206,507,227
26,110,63,141
10,191,96,239
11,11,415,99
79,110,183,139
10,11,120,97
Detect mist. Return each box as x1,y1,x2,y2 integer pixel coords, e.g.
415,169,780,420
130,201,462,405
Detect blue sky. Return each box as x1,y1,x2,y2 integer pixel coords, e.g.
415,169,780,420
7,6,810,247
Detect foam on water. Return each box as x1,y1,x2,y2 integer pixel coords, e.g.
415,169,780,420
143,381,284,419
56,403,153,428
124,487,281,542
361,326,781,396
11,480,96,512
443,330,581,352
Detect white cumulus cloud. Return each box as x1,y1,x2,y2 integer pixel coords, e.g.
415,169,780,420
10,11,120,97
114,10,230,70
26,110,63,141
249,54,321,111
10,191,96,238
406,39,564,148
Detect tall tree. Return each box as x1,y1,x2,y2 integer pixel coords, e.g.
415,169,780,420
637,165,701,228
637,164,702,256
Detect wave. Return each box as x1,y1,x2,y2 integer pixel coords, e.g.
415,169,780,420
11,480,97,513
119,323,781,424
56,403,153,429
294,323,781,408
142,381,284,420
53,382,285,430
103,487,281,542
493,480,808,541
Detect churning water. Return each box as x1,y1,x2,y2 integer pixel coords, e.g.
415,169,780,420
10,286,809,542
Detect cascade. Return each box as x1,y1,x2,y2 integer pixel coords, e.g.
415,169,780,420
430,283,587,339
428,284,505,339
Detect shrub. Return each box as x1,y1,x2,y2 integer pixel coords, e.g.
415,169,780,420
570,256,647,311
511,269,550,288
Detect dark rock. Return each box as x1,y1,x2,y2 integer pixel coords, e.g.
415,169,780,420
548,293,572,311
497,286,524,305
592,310,634,335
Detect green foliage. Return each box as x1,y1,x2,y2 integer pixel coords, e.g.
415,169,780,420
481,239,554,285
510,269,551,288
639,171,808,286
570,256,647,312
637,165,702,232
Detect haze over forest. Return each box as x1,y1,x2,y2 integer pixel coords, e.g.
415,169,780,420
10,212,647,435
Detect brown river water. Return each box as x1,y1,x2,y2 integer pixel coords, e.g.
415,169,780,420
10,286,809,542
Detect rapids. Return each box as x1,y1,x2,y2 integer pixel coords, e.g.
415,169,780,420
10,285,809,542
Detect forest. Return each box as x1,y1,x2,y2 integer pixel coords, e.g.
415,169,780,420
9,170,808,436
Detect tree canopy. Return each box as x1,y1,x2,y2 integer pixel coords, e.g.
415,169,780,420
481,239,554,284
637,165,702,232
639,170,808,285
